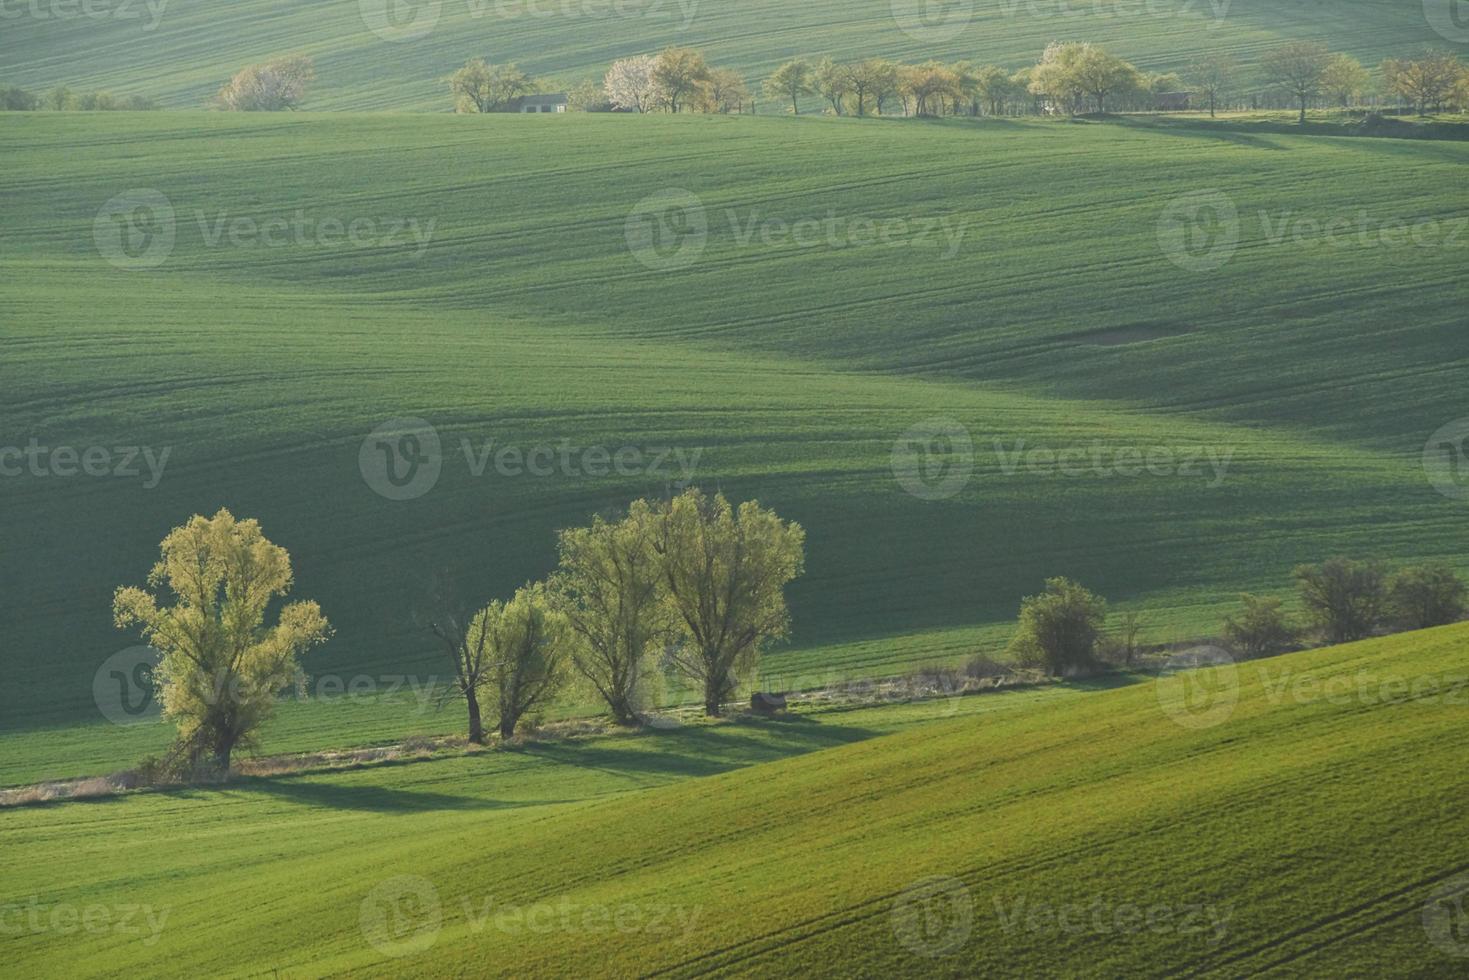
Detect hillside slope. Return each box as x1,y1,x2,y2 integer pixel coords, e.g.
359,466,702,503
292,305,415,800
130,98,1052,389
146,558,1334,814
4,626,1468,976
2,112,1466,733
0,0,1456,109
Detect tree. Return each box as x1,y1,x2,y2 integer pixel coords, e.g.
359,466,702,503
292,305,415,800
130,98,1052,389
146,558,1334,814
973,64,1017,116
1,86,38,111
113,510,331,772
605,56,662,113
1321,53,1369,108
568,78,613,112
1260,41,1331,124
649,489,805,716
813,58,853,115
1293,557,1387,644
1005,577,1107,675
478,584,569,739
765,60,812,115
550,503,671,725
1186,53,1237,118
1222,594,1296,659
951,60,981,115
1381,50,1466,115
419,572,497,743
1029,42,1090,115
900,62,962,116
1069,44,1142,113
1389,563,1466,630
653,46,711,113
849,58,899,116
44,85,77,111
449,59,534,113
215,54,315,111
698,68,749,113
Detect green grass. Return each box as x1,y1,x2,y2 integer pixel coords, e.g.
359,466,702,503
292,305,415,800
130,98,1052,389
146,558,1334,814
2,111,1467,751
4,625,1468,975
0,0,1456,109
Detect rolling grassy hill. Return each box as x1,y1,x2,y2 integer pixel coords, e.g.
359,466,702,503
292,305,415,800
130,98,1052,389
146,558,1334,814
4,626,1468,975
0,0,1459,109
2,111,1466,749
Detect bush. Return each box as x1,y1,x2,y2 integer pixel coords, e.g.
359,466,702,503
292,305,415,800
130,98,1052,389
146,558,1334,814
1006,577,1107,676
1222,593,1297,658
1389,563,1466,630
1,86,39,111
216,54,315,111
1293,557,1387,644
962,652,1010,680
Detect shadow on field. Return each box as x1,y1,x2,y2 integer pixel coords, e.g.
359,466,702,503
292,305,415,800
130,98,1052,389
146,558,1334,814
241,777,492,813
511,720,881,780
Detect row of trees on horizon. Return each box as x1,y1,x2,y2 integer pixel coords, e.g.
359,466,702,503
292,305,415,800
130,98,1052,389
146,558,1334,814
6,43,1465,119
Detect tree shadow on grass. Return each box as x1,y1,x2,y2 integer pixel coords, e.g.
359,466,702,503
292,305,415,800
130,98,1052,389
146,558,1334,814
237,776,512,813
508,719,882,782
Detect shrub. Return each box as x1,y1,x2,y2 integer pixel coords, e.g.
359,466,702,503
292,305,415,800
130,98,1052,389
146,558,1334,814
1292,557,1387,644
1006,577,1107,675
1389,563,1466,630
216,54,315,111
1,86,39,111
1222,594,1297,658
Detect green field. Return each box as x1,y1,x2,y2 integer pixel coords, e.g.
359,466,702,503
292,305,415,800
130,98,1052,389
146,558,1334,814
4,625,1469,975
0,0,1458,109
2,110,1467,758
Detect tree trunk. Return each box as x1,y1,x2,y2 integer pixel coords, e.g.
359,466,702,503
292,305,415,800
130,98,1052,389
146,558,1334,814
466,689,484,744
499,713,516,739
1209,93,1216,118
704,677,723,717
1298,97,1307,125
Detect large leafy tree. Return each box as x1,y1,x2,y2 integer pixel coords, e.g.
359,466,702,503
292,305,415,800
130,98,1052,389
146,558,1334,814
448,59,535,113
649,489,805,716
1186,52,1237,117
605,55,662,113
478,584,569,738
1380,49,1466,115
1293,557,1387,644
1006,577,1107,675
215,54,315,111
1260,41,1332,124
113,509,330,772
764,60,812,115
653,47,711,113
551,503,671,725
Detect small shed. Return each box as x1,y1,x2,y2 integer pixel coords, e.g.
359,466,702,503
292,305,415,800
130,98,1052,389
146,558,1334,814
510,94,568,114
